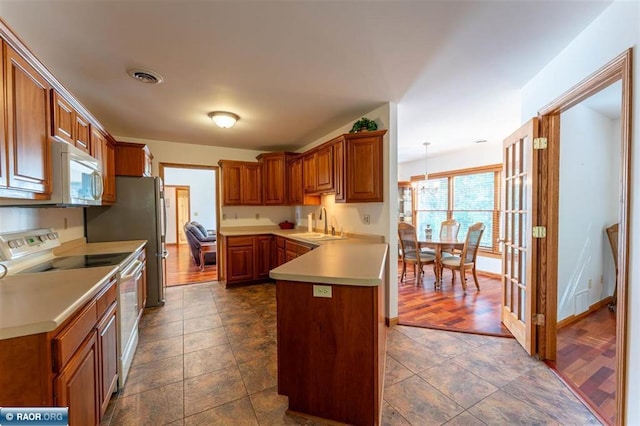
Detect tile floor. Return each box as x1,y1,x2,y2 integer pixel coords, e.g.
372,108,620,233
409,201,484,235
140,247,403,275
101,282,601,425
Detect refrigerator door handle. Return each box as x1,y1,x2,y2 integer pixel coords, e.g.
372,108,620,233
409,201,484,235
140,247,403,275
158,249,169,259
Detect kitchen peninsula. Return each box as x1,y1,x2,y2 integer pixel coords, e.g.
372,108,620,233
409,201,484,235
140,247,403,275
220,226,388,425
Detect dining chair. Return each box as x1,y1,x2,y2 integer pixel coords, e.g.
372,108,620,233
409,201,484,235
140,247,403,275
440,222,485,293
421,219,461,256
605,223,618,311
398,222,435,284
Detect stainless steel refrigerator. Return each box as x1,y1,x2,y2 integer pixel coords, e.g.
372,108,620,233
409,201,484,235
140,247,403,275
85,176,167,307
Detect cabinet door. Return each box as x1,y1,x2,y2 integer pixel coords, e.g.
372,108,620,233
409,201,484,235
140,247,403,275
334,140,345,202
4,44,51,196
0,41,6,189
287,157,303,205
303,153,316,193
54,332,99,426
103,136,116,204
97,304,117,417
262,155,285,205
242,163,262,205
347,136,382,202
316,144,334,192
74,113,91,153
51,90,74,145
226,238,255,283
221,162,242,205
255,235,273,279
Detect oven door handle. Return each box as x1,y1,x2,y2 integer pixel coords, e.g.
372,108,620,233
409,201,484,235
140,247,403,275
120,260,143,281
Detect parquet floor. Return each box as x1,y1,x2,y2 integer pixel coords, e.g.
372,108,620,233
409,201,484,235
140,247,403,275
398,263,511,337
556,306,616,425
166,244,217,287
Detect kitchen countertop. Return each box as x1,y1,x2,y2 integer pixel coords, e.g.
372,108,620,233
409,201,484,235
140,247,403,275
220,226,388,287
0,240,147,340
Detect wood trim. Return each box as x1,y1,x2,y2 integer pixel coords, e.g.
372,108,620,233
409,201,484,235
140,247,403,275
556,297,614,329
476,270,501,280
385,317,399,327
537,48,632,423
410,163,501,181
159,162,220,267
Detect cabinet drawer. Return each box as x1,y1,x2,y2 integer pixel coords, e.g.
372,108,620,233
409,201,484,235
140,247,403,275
96,278,117,320
53,301,98,373
227,236,254,247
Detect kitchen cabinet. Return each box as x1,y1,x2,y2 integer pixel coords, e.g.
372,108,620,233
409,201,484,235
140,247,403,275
0,274,120,423
276,236,286,267
257,152,299,205
303,152,316,193
223,234,278,287
91,129,116,205
333,130,386,203
276,280,386,425
0,42,52,199
115,141,153,177
218,160,262,206
287,156,320,206
316,144,334,192
51,90,91,153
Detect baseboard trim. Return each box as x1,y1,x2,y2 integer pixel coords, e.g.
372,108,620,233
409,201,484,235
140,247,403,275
386,317,399,327
476,270,501,279
557,296,613,329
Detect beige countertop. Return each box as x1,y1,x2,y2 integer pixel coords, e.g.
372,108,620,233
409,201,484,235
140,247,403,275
0,240,147,340
220,226,388,286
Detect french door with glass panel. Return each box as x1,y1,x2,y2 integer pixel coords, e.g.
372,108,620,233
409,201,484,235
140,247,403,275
501,118,539,355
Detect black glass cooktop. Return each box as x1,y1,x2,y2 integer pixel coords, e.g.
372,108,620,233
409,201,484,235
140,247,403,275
19,252,131,273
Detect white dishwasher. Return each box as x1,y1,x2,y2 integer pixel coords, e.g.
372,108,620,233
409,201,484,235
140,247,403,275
117,250,144,388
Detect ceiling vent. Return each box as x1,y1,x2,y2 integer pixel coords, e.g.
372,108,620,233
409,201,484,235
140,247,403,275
127,68,164,84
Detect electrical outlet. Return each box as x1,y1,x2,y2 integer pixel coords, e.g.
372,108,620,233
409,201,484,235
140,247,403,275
223,213,227,220
313,285,332,298
363,214,371,225
588,279,592,289
255,213,260,220
193,212,199,216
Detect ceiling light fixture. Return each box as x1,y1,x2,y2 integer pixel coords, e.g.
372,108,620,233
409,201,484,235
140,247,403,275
208,111,240,128
474,139,488,144
419,141,439,196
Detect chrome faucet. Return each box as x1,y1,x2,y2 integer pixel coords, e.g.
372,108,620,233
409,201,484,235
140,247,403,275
319,207,328,234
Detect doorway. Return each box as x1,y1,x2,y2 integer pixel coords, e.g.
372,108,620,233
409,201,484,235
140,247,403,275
160,163,219,286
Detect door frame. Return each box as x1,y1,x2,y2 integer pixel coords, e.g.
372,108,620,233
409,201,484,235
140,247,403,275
536,49,632,421
159,162,220,265
166,185,191,244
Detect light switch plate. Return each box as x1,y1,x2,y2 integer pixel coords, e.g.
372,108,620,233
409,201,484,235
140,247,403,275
313,285,332,298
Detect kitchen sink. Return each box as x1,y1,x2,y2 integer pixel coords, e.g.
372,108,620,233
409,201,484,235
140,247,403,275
288,232,346,241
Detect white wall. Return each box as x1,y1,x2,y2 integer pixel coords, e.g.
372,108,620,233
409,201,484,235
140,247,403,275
398,142,503,274
557,104,620,321
116,136,293,229
164,187,178,244
520,1,639,421
294,103,397,318
164,167,217,232
0,207,84,243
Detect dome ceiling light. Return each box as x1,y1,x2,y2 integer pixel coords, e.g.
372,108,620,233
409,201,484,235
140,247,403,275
208,111,240,128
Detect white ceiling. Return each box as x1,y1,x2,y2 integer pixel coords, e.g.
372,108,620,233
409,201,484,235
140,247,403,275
0,1,611,162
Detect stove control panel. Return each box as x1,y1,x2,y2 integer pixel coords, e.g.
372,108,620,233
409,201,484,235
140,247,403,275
0,228,61,261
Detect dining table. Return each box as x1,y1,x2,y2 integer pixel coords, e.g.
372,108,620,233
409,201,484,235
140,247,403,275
418,238,465,288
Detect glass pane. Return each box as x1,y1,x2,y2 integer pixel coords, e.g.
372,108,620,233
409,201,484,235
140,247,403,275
452,211,493,247
514,138,521,174
415,210,448,241
520,250,527,288
513,213,520,247
513,246,520,283
415,178,448,210
519,285,526,322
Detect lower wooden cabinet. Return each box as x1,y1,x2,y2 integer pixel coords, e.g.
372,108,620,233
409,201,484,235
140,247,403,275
0,275,118,425
223,234,290,287
54,331,99,426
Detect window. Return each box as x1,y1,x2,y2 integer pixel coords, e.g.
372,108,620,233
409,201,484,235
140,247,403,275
412,165,501,253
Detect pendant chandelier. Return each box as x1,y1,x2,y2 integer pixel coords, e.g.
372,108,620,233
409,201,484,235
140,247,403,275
419,141,438,195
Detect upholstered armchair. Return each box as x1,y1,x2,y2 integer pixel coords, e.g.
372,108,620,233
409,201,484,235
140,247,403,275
184,221,217,267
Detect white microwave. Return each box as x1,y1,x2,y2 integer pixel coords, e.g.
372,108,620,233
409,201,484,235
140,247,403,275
0,141,103,206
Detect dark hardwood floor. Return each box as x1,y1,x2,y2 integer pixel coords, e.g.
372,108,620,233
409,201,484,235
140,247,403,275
166,244,217,286
398,262,511,337
556,306,616,425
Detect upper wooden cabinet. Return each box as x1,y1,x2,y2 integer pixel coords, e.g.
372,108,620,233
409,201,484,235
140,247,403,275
288,156,320,206
115,141,153,177
51,90,91,154
0,42,52,199
219,160,262,206
333,130,386,203
91,129,116,205
303,144,334,195
257,152,295,205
